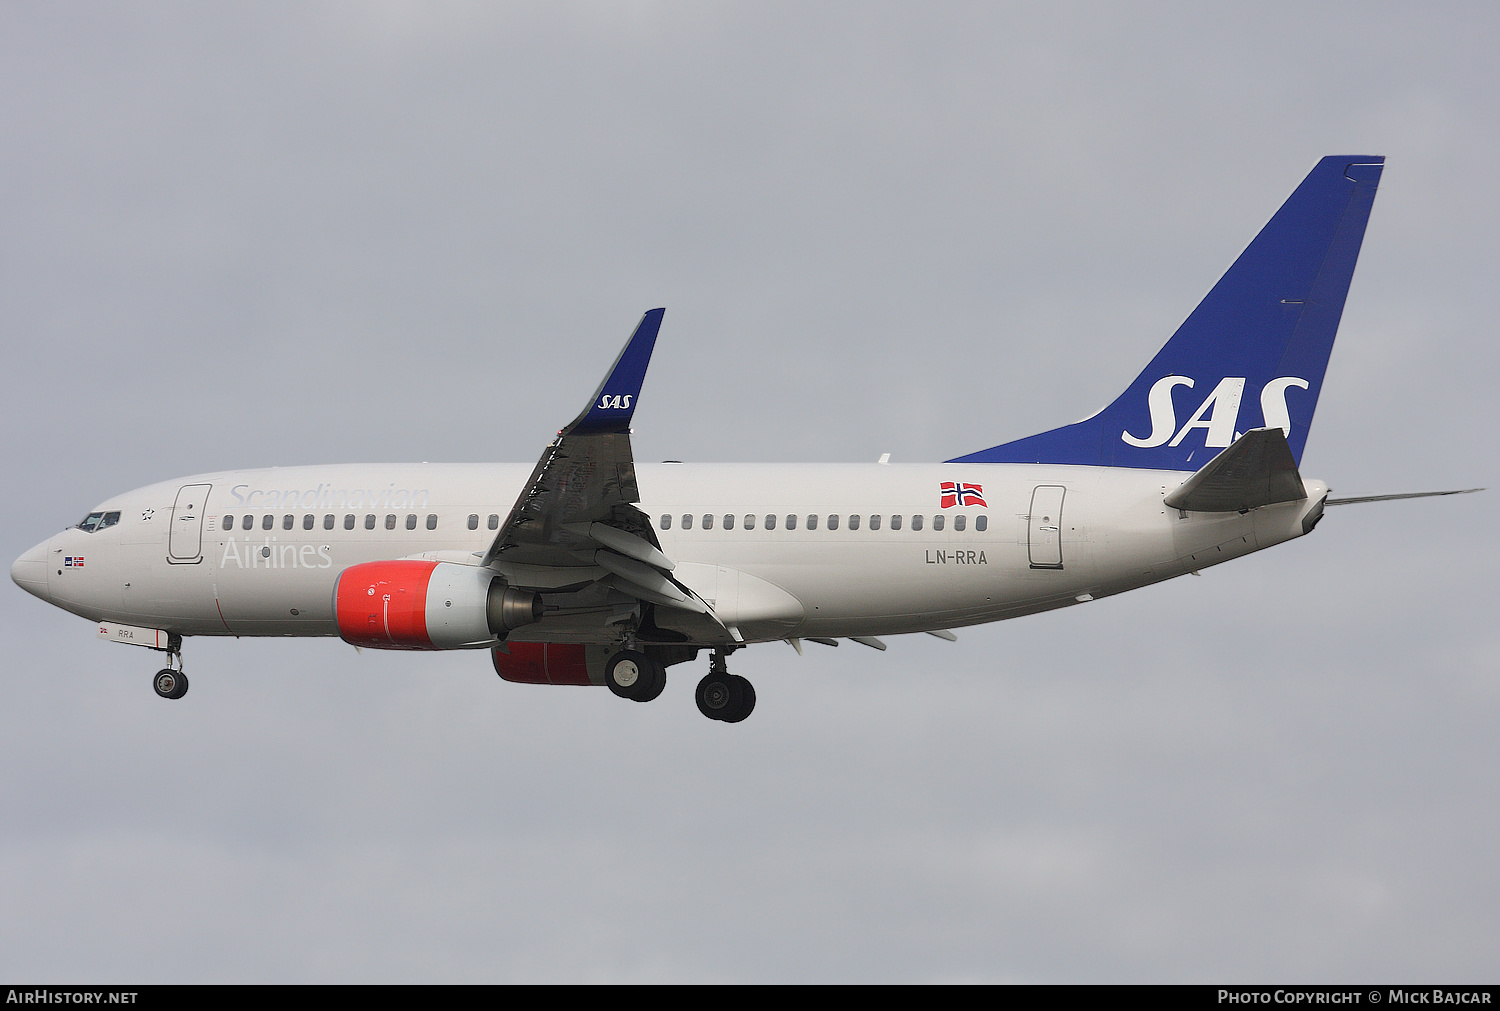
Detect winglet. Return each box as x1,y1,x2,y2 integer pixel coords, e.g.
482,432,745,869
565,309,665,436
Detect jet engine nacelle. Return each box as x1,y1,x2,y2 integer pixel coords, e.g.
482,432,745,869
491,642,610,685
333,559,541,650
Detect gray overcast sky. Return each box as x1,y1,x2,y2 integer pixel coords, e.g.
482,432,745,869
2,2,1496,983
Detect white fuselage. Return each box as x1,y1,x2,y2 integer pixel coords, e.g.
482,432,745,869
14,462,1327,646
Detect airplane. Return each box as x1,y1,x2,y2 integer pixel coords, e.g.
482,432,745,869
10,155,1478,723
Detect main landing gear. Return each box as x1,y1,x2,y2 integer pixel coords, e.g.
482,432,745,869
152,640,188,700
604,645,757,722
695,650,755,724
605,649,666,702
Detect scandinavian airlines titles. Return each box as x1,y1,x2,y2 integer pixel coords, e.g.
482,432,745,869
228,483,431,511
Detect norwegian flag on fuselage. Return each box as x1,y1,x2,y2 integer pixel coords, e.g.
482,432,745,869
939,482,986,509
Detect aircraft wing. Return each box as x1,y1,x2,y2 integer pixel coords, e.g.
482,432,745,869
480,309,717,618
1163,427,1307,512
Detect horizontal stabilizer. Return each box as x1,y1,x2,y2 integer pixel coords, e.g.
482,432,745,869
1163,428,1306,512
1326,488,1483,506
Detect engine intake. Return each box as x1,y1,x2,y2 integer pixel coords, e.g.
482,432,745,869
334,559,541,650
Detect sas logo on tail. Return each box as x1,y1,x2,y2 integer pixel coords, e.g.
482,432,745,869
940,482,987,508
597,394,634,410
1122,376,1309,449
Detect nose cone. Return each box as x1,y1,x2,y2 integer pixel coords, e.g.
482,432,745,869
11,539,51,602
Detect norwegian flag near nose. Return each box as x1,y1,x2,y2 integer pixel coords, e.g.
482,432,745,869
940,482,986,508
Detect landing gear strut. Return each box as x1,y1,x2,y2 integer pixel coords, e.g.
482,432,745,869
696,650,755,723
606,649,666,702
152,640,188,700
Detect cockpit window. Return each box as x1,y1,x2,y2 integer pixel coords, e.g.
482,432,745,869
76,511,121,533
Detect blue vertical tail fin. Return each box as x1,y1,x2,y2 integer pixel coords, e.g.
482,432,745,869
949,156,1384,470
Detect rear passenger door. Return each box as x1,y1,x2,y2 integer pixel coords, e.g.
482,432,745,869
1028,485,1065,569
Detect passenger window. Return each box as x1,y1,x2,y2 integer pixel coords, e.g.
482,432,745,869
243,515,255,531
263,514,274,531
660,514,672,530
303,514,314,530
807,515,819,530
723,514,735,530
976,515,988,532
386,514,397,530
324,515,335,530
702,514,714,530
764,514,777,530
681,514,693,530
890,515,902,530
282,514,294,530
954,515,966,531
785,514,797,530
344,514,355,530
912,515,924,531
223,515,234,531
933,515,945,531
827,514,839,530
405,514,417,530
744,515,755,530
848,514,860,530
365,515,376,530
427,514,438,530
869,514,881,530
488,514,499,530
468,514,479,530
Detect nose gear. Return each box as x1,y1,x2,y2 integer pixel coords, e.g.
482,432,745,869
150,636,188,700
153,668,188,700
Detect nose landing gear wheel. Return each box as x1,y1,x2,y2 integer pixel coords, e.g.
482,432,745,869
153,669,188,700
606,650,666,702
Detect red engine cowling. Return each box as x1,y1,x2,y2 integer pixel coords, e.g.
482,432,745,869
492,643,608,685
334,559,541,650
